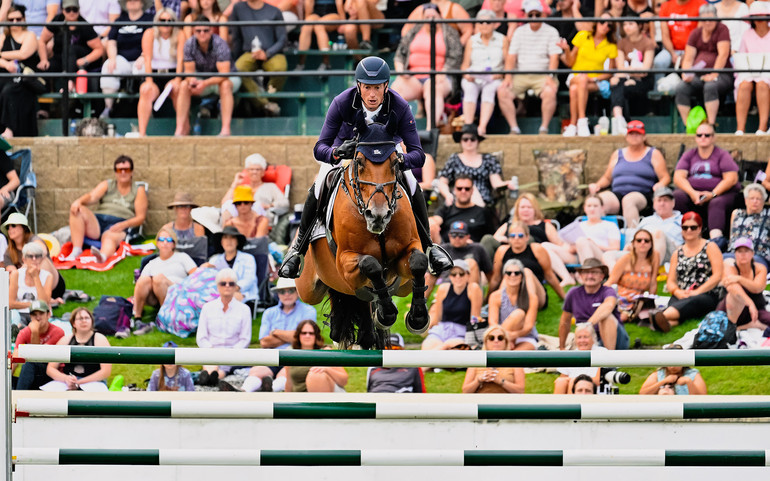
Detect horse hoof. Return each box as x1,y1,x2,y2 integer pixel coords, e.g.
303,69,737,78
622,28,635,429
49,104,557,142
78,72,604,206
374,305,397,330
405,311,429,335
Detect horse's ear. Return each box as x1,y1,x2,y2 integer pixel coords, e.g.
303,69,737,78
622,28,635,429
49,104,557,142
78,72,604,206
386,111,399,136
354,110,368,135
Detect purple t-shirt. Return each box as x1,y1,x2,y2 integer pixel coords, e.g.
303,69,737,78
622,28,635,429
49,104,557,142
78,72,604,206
563,285,620,324
675,146,738,192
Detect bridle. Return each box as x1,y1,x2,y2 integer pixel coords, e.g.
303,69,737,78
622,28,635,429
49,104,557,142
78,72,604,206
341,140,402,218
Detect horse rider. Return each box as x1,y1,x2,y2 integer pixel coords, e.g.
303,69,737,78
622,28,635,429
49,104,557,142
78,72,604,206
279,56,453,279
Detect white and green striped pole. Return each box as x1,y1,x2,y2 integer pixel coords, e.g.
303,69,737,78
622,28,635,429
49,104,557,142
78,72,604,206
15,398,770,420
13,345,770,368
12,448,770,466
1,269,11,481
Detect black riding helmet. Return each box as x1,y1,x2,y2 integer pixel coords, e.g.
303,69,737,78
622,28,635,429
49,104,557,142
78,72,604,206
355,56,390,85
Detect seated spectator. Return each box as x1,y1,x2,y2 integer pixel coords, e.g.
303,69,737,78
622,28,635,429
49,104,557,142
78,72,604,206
653,0,703,83
626,0,656,36
543,194,621,266
162,191,207,254
439,220,493,285
488,259,539,350
462,326,526,392
10,243,53,325
13,301,64,390
203,225,257,305
0,148,18,211
628,186,683,265
571,373,597,394
715,0,747,56
285,320,349,392
734,2,770,136
553,322,602,394
605,228,659,321
588,120,670,227
435,125,512,207
224,185,270,237
65,155,148,262
391,3,462,128
423,259,482,350
129,228,197,337
341,0,383,51
404,0,472,45
672,122,738,239
147,341,195,391
196,268,252,387
230,277,317,393
717,237,770,330
296,0,344,72
175,17,241,137
16,0,60,37
485,0,513,38
559,13,618,137
610,18,655,132
675,4,732,126
79,0,121,43
640,365,707,395
38,1,104,92
2,213,65,301
491,221,566,306
42,307,111,392
221,153,290,226
366,333,426,393
497,0,560,135
460,9,507,136
0,4,41,138
137,8,184,137
429,175,497,243
546,0,581,44
183,0,227,43
653,212,723,332
559,258,630,350
99,0,154,119
230,0,286,115
727,184,770,268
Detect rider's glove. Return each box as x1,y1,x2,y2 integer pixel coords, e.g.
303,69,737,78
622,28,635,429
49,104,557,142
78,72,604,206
333,139,356,160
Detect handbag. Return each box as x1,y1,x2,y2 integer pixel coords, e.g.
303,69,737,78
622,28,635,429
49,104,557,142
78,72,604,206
465,316,489,349
9,38,46,94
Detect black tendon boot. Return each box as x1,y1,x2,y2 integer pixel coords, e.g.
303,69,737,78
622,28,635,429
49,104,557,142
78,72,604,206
279,190,320,278
411,187,452,275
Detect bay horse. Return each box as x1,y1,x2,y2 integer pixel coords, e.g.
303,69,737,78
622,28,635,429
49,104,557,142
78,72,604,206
295,117,429,349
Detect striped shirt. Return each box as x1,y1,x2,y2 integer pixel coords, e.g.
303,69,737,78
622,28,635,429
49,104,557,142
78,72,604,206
508,23,562,72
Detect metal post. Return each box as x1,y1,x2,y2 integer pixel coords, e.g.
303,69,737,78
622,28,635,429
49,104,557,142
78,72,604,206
2,269,11,480
62,27,70,136
429,20,436,132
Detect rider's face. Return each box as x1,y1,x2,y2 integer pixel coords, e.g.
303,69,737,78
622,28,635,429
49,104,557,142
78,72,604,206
358,82,387,111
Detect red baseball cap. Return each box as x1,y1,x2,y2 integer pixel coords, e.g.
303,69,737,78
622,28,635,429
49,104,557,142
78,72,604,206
627,120,645,135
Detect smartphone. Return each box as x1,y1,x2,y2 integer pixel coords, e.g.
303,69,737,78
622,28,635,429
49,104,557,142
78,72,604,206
698,194,708,202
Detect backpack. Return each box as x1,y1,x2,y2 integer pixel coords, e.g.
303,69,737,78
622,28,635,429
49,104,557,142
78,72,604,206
692,311,736,349
93,295,133,336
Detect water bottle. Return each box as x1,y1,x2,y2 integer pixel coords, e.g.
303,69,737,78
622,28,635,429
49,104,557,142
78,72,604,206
76,69,88,94
107,124,115,138
336,34,347,50
251,36,262,53
69,119,77,136
598,110,610,136
509,175,519,200
192,113,202,136
429,178,441,204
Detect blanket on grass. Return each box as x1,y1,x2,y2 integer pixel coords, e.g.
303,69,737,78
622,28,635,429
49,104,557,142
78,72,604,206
53,241,155,272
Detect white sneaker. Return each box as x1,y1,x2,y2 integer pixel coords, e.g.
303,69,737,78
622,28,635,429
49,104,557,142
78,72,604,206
576,118,591,137
735,130,744,136
612,116,627,135
562,124,577,137
756,129,767,136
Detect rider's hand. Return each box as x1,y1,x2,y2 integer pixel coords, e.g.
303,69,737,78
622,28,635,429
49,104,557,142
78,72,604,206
395,152,407,169
333,139,356,160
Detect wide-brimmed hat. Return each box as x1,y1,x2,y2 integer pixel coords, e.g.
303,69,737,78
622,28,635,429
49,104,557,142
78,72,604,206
574,258,609,278
1,212,30,236
37,233,61,258
232,185,255,203
167,191,199,209
452,123,485,143
747,0,770,21
271,277,297,291
214,225,246,251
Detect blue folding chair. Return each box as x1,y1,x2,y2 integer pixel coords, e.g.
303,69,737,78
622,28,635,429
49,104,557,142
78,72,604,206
1,149,37,232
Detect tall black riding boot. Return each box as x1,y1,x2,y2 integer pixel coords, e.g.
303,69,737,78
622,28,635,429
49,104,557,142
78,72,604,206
411,186,452,276
278,189,319,278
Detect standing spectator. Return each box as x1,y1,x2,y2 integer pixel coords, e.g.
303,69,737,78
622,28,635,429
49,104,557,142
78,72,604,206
726,183,770,268
718,237,770,330
439,220,493,284
342,0,383,51
672,122,738,239
37,1,104,93
653,0,704,80
175,17,241,137
653,211,723,332
99,0,154,119
196,268,252,387
674,4,732,127
734,1,770,136
605,228,659,321
296,0,344,71
10,242,53,324
715,0,748,54
422,259,482,350
460,9,507,136
559,13,619,137
137,7,184,137
183,0,227,43
79,0,121,42
13,301,64,390
558,258,630,350
230,0,286,115
403,0,473,45
487,259,540,350
631,186,683,265
497,0,560,136
610,17,656,132
429,176,497,243
462,326,526,393
391,3,463,128
0,4,41,138
15,0,60,37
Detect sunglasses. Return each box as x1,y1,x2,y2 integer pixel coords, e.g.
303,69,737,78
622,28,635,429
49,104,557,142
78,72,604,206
449,271,467,277
504,270,523,276
115,167,132,173
157,236,175,243
6,224,21,228
299,331,315,336
508,232,526,238
634,238,651,244
218,281,236,287
682,225,700,231
528,12,541,17
461,136,477,142
275,288,296,295
486,334,505,342
455,186,472,191
479,20,491,24
695,133,713,138
449,233,468,238
194,28,211,34
64,7,79,13
7,16,23,22
159,18,173,23
24,254,43,260
233,201,253,206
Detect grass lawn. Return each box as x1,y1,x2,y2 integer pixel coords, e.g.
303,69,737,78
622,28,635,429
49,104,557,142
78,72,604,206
54,254,770,394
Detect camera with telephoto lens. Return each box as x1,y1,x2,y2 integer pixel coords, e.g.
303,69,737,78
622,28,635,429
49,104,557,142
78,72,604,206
598,368,631,395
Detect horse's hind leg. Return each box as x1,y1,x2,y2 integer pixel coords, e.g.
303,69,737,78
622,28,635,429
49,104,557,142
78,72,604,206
359,255,398,329
404,249,430,335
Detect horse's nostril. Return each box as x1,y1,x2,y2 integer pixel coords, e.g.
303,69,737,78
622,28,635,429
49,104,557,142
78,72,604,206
365,209,372,218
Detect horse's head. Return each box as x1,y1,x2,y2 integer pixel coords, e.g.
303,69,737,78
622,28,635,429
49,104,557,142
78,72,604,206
350,116,400,235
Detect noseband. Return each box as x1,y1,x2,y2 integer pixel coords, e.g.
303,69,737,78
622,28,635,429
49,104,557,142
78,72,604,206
341,140,402,218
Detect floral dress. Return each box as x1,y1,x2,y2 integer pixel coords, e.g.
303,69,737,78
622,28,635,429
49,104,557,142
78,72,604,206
675,242,712,291
439,152,502,204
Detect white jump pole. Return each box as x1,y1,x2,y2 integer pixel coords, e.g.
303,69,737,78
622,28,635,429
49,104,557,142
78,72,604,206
2,268,11,481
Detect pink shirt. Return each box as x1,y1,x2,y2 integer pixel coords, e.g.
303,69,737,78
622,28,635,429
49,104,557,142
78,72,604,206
739,28,770,54
409,29,447,79
480,0,551,18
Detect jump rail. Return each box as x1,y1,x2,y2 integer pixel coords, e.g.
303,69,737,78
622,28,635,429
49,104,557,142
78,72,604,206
14,399,770,420
12,448,770,467
13,345,770,368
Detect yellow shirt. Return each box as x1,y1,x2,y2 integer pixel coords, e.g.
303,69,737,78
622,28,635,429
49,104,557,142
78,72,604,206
571,30,618,78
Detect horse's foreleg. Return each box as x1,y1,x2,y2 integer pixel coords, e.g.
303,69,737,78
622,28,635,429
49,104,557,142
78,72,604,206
404,249,430,335
359,254,399,330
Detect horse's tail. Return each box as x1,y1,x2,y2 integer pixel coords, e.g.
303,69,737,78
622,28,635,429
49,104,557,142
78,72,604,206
325,289,386,350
